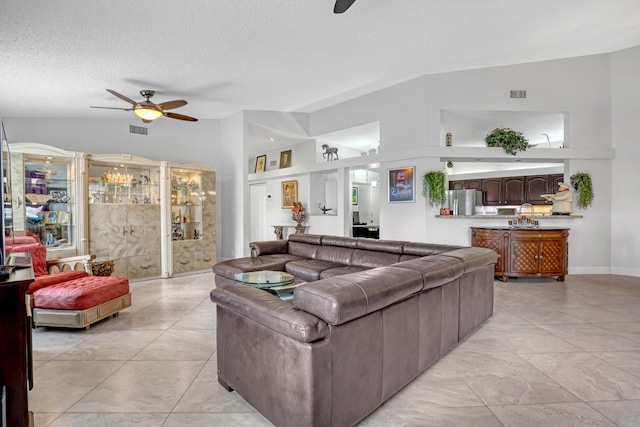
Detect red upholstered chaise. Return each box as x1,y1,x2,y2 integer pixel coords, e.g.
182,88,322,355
7,235,131,329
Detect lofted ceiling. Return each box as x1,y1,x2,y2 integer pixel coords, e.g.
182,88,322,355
1,1,640,122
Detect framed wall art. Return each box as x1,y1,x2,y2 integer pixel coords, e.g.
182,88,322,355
255,155,266,173
281,180,298,208
388,166,415,203
352,187,358,205
279,150,292,169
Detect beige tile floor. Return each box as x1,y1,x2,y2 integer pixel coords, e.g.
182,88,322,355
30,273,640,426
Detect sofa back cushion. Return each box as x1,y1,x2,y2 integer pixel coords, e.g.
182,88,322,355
294,266,423,325
288,241,320,259
289,233,323,245
393,256,465,291
316,246,354,265
321,235,358,248
351,249,401,268
355,239,405,254
402,242,463,257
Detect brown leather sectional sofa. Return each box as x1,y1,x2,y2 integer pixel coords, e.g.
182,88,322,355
211,234,497,427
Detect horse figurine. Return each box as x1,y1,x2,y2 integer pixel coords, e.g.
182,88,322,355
321,144,339,161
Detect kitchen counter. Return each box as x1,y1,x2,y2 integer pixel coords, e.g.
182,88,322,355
436,214,583,219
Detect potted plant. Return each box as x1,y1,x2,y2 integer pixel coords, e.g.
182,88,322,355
570,172,594,209
422,170,447,210
485,127,530,155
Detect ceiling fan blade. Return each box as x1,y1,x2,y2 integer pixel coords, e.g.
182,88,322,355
334,0,356,13
90,106,133,111
164,111,198,122
157,100,187,111
106,89,138,106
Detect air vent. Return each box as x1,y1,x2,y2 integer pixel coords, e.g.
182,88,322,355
510,90,526,99
129,125,148,135
269,160,277,167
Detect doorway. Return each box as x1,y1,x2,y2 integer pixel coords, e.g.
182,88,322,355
250,183,268,242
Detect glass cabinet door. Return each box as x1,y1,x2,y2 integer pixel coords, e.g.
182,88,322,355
23,155,75,248
88,163,160,205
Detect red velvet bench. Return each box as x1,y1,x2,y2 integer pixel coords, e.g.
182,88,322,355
8,235,132,329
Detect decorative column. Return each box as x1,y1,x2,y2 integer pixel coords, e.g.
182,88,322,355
160,161,173,278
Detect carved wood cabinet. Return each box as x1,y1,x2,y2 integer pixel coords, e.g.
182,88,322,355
471,227,569,282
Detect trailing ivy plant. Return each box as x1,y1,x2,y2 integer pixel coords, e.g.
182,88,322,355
485,127,530,155
570,172,594,209
422,170,447,207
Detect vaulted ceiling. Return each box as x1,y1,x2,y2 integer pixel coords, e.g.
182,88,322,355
2,0,639,121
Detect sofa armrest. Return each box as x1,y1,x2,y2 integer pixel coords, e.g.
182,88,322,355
250,240,289,257
438,247,498,273
210,284,329,343
46,255,93,275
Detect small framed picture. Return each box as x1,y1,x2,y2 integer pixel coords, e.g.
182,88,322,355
279,150,292,169
352,187,358,205
281,180,298,208
45,211,58,224
255,155,266,173
57,211,70,225
388,167,415,203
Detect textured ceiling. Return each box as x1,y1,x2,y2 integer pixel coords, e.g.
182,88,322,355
1,0,640,122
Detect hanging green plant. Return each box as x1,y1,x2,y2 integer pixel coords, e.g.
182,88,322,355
485,127,530,155
570,172,594,209
422,170,447,207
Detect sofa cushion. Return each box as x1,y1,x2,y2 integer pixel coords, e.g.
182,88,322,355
288,241,320,259
250,240,288,257
355,239,405,254
402,242,463,256
393,256,465,291
27,270,88,294
320,235,358,248
319,265,370,279
315,246,354,265
213,254,304,279
293,266,423,325
288,233,323,245
33,276,130,310
211,284,329,343
351,249,401,268
439,247,499,273
285,259,345,282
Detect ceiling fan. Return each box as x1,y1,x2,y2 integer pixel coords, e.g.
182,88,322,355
334,0,357,13
90,89,198,123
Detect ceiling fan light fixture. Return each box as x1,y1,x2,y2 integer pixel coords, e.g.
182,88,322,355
133,106,162,121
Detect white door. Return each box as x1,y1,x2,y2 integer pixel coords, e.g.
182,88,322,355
250,183,268,242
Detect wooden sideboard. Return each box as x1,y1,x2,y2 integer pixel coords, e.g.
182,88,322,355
471,227,569,282
0,266,34,427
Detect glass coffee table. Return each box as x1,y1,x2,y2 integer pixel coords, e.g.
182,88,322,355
233,270,303,300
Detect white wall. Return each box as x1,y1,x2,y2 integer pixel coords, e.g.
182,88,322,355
611,45,640,276
307,52,623,275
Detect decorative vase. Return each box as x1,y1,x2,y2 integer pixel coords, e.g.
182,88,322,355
295,219,305,234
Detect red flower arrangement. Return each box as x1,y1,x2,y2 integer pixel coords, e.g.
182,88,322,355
291,202,306,225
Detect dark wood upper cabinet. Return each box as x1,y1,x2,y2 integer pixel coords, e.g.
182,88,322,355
452,173,563,206
481,178,502,206
502,177,525,205
524,175,549,204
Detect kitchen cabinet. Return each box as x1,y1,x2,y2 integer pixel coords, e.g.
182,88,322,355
471,227,569,282
481,178,502,205
0,267,34,427
451,174,563,206
449,179,481,191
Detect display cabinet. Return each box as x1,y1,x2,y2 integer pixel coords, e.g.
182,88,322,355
87,155,162,279
7,143,83,259
166,164,216,276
